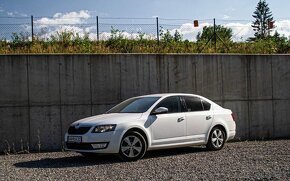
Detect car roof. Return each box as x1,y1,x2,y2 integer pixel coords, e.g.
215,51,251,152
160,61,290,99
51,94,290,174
137,93,201,98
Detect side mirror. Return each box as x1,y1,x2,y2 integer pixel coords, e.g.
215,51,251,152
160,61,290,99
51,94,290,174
152,107,168,115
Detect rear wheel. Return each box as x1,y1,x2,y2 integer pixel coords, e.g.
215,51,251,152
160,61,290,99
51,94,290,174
118,131,147,161
206,127,226,151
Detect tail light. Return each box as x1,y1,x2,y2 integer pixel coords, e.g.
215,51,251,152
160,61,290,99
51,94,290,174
231,113,235,121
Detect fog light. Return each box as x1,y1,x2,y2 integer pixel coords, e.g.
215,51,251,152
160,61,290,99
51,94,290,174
91,143,108,149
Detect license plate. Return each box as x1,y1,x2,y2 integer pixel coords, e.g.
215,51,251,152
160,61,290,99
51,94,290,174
67,136,82,143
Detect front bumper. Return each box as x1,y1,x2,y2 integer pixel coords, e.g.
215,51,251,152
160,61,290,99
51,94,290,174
64,129,123,154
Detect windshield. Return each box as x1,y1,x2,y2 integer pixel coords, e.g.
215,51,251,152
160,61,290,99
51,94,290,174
107,97,161,113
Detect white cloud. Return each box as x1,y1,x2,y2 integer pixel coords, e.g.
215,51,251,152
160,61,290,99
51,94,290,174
37,25,90,40
274,20,290,38
225,22,253,41
35,10,91,26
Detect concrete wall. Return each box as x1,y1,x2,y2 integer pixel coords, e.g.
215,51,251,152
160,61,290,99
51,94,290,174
0,54,289,152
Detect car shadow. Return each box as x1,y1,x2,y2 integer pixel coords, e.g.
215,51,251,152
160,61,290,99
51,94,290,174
144,146,206,159
14,146,207,168
13,154,120,168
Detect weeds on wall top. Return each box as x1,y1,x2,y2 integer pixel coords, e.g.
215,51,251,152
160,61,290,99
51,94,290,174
0,27,290,54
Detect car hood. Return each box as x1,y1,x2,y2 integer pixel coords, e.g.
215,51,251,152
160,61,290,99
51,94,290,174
72,113,143,126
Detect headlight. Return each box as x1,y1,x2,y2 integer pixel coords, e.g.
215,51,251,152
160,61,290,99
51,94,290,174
92,124,116,133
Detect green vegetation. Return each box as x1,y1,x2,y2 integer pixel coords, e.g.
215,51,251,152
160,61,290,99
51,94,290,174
0,0,289,54
1,28,289,54
197,25,233,43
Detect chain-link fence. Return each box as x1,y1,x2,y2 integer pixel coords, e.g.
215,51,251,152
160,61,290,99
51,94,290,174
0,15,288,42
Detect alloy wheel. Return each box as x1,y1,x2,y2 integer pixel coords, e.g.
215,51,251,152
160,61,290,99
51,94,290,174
121,135,143,158
211,129,224,148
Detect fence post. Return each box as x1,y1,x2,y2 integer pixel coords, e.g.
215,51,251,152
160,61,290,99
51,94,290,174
213,18,216,52
156,17,159,44
96,16,99,41
31,15,34,42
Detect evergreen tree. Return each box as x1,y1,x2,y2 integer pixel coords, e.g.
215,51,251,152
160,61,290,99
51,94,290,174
252,0,274,39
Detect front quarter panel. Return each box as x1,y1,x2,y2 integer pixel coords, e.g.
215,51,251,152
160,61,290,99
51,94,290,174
115,119,152,151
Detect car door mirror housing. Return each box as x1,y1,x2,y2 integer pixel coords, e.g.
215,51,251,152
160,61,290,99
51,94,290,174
152,107,168,115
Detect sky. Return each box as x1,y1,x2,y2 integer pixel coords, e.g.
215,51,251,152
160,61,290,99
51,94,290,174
1,0,290,41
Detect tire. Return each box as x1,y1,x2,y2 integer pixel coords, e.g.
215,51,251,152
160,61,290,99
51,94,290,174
206,127,226,151
118,131,147,161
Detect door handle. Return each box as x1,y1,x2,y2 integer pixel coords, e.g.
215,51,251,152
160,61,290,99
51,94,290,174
177,117,184,122
206,115,212,120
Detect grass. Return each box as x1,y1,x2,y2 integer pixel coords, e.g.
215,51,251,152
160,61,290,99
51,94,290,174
1,31,290,54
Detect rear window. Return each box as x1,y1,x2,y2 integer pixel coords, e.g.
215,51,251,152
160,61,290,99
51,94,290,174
183,97,203,112
183,96,211,112
202,100,211,110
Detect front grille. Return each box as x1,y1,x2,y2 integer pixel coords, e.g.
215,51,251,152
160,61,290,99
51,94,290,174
68,126,92,134
66,143,94,150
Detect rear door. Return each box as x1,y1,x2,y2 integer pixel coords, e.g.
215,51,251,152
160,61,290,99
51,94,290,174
182,96,213,141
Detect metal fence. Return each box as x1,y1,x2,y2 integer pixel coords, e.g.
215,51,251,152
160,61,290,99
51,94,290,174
0,15,289,42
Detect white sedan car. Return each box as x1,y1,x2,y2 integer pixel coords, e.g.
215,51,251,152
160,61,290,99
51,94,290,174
65,93,236,161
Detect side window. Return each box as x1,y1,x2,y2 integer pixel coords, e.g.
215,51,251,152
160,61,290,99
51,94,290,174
156,96,181,113
183,96,204,112
202,100,211,110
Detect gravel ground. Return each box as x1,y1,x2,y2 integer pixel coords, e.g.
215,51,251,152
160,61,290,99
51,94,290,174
0,140,290,181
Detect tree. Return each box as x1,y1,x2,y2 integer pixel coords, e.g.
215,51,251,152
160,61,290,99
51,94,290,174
252,0,274,39
159,28,183,42
196,25,233,42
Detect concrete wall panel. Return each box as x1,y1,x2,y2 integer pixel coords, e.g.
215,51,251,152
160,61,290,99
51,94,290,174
196,55,222,100
28,56,60,105
167,55,197,94
91,55,121,104
249,101,274,139
0,55,28,106
272,55,290,99
0,107,29,152
273,100,290,138
29,106,61,150
60,55,91,104
120,54,151,99
221,55,248,100
248,55,273,99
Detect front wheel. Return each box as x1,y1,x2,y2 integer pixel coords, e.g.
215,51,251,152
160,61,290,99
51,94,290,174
118,131,147,161
206,127,226,151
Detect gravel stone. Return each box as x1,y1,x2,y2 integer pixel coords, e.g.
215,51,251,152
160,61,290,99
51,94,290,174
0,140,290,180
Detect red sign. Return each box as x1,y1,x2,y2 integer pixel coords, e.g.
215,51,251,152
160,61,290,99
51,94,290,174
194,20,199,27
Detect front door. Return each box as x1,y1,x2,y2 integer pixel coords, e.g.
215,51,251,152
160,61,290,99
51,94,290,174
149,96,186,146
